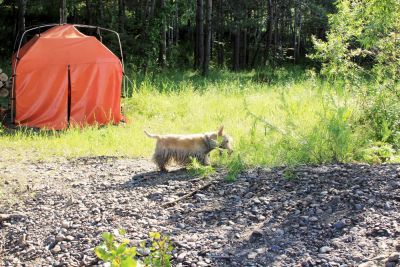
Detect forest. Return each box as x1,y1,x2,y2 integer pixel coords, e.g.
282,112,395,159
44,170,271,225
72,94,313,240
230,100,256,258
0,0,336,71
0,0,400,266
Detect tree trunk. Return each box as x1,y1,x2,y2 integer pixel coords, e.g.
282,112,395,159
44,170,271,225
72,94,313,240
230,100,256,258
12,0,17,43
293,0,298,64
98,0,104,24
85,0,92,25
60,0,67,24
273,0,278,64
158,0,167,68
216,0,224,67
203,0,212,75
174,4,179,45
195,0,204,70
118,0,125,32
265,0,273,65
17,0,27,46
233,27,240,71
296,2,302,64
242,28,247,69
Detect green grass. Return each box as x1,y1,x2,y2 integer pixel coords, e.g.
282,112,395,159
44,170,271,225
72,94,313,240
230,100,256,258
0,67,386,167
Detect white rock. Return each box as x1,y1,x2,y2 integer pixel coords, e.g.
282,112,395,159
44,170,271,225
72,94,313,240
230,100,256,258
319,246,333,253
247,252,257,259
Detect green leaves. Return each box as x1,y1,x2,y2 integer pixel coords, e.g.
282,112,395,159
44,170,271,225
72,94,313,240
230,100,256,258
94,230,173,267
187,158,215,177
312,0,400,84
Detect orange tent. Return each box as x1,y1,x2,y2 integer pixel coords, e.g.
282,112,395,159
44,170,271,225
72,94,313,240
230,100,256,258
12,24,123,129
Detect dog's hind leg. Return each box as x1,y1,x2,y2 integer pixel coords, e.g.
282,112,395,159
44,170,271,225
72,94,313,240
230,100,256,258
153,153,169,172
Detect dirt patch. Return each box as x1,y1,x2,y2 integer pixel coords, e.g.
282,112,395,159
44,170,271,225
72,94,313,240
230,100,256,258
1,157,400,266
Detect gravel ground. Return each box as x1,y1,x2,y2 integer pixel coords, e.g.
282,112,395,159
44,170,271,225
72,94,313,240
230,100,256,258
0,156,399,267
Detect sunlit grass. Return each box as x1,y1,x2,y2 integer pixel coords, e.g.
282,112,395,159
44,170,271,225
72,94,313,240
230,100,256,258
0,68,367,166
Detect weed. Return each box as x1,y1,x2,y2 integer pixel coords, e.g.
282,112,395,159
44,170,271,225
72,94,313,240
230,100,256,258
187,158,215,177
283,166,297,180
226,154,246,182
361,141,396,164
95,229,173,267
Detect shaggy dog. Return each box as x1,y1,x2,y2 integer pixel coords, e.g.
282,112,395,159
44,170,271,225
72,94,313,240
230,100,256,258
144,126,233,172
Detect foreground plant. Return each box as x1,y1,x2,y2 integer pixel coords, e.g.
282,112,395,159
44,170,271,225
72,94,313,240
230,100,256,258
95,230,173,267
187,157,215,177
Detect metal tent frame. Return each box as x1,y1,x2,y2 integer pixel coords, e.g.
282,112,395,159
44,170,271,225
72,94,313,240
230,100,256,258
11,23,126,125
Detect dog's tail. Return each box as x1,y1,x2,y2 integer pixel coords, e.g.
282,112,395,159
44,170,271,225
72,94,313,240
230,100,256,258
144,130,159,139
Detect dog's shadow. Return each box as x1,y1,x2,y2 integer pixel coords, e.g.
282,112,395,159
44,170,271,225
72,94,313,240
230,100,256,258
118,168,201,190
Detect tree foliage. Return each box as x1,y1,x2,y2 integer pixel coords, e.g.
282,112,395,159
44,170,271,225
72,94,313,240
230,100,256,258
312,0,400,83
0,0,336,72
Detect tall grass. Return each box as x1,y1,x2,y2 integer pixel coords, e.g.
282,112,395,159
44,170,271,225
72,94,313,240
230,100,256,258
0,67,384,167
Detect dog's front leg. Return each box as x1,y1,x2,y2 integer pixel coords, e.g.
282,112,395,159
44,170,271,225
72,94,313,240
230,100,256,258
202,154,211,166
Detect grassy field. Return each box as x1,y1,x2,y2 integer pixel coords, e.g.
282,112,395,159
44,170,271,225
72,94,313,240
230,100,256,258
0,67,390,169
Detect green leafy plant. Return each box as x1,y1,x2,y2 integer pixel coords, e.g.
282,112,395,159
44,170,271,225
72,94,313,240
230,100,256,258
94,230,173,267
187,157,215,177
283,166,297,180
226,154,246,182
140,232,173,267
361,141,395,164
95,229,138,267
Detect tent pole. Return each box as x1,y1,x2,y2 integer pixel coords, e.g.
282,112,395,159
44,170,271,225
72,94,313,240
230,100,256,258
11,24,59,125
73,24,126,96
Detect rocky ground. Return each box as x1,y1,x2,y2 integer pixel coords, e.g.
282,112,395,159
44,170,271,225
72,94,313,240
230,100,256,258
0,156,400,267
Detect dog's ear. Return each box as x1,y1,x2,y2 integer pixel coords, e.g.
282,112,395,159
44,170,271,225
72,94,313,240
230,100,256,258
217,126,224,136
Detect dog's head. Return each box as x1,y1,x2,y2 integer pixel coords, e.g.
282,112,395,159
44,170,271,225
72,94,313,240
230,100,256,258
207,126,233,154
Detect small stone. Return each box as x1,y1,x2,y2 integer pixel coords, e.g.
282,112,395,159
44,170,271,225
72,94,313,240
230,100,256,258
385,262,396,267
61,220,70,228
319,246,333,253
269,245,281,252
55,233,65,242
65,198,74,206
197,261,208,266
252,197,261,204
395,242,400,252
309,216,318,222
275,229,284,236
257,215,266,221
387,252,399,262
51,245,62,254
355,204,363,211
177,252,187,262
234,233,241,238
195,193,207,200
65,235,75,242
333,220,346,230
250,230,263,241
18,234,27,245
255,248,266,254
247,252,257,259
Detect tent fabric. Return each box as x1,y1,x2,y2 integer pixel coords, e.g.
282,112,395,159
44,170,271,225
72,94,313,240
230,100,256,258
13,24,123,129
